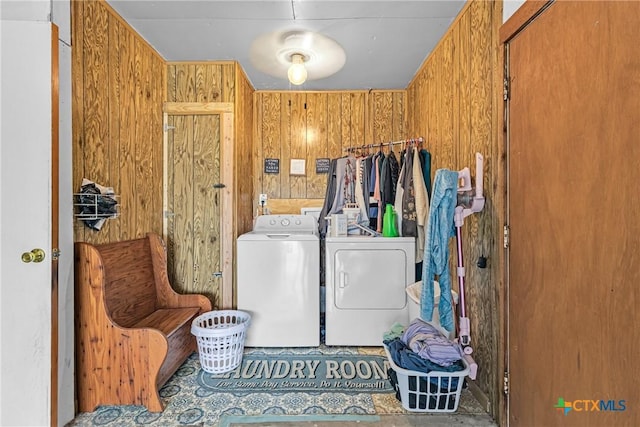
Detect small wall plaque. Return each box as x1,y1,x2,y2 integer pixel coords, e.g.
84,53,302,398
264,158,280,174
290,159,306,175
315,158,330,174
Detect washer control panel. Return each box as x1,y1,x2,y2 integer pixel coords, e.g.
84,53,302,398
253,214,318,234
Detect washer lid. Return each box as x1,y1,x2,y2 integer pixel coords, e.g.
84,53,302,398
252,214,318,235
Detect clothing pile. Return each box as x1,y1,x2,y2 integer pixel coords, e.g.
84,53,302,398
76,178,119,230
318,145,432,262
384,319,465,409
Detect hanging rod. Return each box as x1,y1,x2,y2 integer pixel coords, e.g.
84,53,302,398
343,137,424,152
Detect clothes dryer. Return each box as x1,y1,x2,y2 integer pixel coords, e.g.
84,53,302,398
324,236,415,346
237,214,320,347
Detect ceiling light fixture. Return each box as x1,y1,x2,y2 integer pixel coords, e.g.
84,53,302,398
287,53,307,85
249,30,346,88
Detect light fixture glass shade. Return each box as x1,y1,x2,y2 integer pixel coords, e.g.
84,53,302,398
287,54,307,85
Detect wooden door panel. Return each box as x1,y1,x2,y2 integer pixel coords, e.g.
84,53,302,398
167,114,222,307
507,1,640,426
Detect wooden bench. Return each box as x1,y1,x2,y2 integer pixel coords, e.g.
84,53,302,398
75,233,212,412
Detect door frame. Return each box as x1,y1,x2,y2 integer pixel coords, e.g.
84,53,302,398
499,2,553,426
51,23,60,427
162,102,235,309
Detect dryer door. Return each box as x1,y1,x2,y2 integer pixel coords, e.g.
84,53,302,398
333,249,408,310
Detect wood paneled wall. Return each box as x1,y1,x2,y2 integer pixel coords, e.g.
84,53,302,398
166,62,254,236
72,0,166,244
253,90,405,212
234,65,255,236
406,0,502,421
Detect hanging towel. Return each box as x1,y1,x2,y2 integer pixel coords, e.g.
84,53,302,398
420,169,458,332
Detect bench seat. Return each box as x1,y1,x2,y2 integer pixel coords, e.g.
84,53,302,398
75,233,211,413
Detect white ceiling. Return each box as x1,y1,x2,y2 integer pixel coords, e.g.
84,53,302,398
106,0,466,91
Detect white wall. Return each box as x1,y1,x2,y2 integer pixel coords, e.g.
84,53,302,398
503,0,526,22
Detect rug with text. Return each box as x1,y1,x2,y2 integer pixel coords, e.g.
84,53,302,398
66,346,486,426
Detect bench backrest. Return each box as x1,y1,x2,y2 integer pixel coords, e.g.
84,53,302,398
96,237,158,328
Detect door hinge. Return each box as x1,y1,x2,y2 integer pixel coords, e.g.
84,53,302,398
503,371,509,395
164,123,176,132
51,248,61,261
503,225,510,248
164,211,175,218
212,183,226,189
503,77,510,101
212,271,223,278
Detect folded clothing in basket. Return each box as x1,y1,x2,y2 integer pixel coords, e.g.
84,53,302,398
384,338,465,376
401,319,463,367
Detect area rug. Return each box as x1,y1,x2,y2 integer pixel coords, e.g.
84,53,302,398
198,348,393,393
66,346,487,426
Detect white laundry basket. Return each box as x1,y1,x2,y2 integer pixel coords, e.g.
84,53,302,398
191,310,251,374
407,281,458,339
384,343,469,413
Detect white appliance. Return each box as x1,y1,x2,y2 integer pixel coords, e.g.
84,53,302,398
325,236,415,346
237,214,320,347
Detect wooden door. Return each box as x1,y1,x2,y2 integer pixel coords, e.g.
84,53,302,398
165,112,223,307
0,21,58,426
505,1,640,426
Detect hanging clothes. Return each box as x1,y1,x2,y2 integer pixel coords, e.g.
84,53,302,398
380,150,400,209
401,148,417,237
354,157,370,224
419,149,432,201
413,147,429,263
420,169,458,333
318,158,339,236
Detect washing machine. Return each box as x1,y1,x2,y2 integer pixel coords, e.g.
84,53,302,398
237,214,319,347
325,236,415,346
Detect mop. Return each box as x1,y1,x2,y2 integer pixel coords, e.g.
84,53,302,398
453,152,485,380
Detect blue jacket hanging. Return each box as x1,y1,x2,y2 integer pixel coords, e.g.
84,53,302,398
420,169,458,332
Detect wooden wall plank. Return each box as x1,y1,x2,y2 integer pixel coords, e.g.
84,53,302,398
222,63,235,102
306,92,328,198
108,19,122,243
459,9,472,170
351,93,366,149
235,65,255,236
261,93,281,199
170,115,194,294
279,93,292,198
253,93,264,212
71,0,86,241
290,93,306,198
336,93,352,152
166,64,176,102
192,115,220,304
393,91,405,140
441,34,455,169
82,0,110,244
151,53,165,237
372,91,393,144
195,63,220,102
327,94,343,159
117,20,136,242
175,64,196,103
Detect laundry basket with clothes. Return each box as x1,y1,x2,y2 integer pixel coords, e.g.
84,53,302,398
383,319,469,412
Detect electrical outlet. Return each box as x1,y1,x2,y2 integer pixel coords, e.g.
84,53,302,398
259,194,268,205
